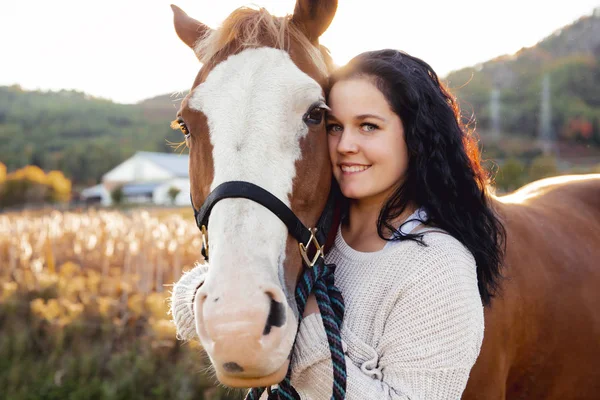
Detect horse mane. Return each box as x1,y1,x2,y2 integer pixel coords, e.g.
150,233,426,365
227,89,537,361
194,6,331,76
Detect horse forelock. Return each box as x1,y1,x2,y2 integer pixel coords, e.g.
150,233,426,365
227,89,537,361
194,6,331,79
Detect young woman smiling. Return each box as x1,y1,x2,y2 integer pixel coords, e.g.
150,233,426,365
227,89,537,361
293,49,506,399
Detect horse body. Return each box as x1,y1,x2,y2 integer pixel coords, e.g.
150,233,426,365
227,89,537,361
464,175,600,399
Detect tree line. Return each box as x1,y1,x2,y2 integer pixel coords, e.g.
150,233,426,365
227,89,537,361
0,86,182,186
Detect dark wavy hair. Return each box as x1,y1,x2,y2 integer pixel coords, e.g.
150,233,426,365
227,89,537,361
328,49,506,306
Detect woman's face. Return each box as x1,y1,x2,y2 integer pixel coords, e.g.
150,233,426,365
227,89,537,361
327,77,409,206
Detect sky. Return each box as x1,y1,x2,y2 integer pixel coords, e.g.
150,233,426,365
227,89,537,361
1,0,599,104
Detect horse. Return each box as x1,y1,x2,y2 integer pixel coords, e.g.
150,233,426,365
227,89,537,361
170,1,600,398
464,174,600,399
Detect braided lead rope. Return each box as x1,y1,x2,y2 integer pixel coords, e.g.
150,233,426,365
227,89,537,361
246,260,346,400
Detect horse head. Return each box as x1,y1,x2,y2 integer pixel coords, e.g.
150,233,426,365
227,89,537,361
171,0,337,388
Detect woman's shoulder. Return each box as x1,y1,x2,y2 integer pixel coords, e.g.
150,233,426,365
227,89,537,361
383,226,477,287
413,226,474,261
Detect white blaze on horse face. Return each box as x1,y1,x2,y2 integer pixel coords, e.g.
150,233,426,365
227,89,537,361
189,47,323,295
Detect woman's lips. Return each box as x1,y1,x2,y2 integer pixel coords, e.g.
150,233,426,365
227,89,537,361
339,164,371,175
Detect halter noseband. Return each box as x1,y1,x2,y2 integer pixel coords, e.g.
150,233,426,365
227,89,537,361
192,180,334,267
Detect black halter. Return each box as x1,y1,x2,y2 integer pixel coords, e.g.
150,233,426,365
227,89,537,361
192,180,336,265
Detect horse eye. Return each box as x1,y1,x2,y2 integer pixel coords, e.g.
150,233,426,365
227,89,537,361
303,106,325,125
170,118,190,137
179,122,190,136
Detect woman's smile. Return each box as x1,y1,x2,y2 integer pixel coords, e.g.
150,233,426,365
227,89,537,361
339,163,371,174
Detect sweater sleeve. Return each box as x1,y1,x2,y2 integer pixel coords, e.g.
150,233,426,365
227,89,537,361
290,249,484,399
169,262,209,341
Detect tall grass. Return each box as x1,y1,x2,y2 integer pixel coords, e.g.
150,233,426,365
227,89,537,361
0,209,244,400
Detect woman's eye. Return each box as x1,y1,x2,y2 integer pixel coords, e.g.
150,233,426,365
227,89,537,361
326,124,342,133
361,123,378,132
303,107,325,125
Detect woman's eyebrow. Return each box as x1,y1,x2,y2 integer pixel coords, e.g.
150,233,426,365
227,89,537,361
326,112,339,121
355,114,386,122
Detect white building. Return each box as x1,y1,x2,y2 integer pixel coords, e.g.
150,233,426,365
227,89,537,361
83,151,190,206
80,184,110,204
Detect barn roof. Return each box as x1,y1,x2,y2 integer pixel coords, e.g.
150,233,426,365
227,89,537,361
136,151,189,178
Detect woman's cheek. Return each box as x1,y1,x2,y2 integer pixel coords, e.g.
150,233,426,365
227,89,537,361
327,136,339,166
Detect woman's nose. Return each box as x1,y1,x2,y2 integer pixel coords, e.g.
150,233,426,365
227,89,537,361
336,130,359,154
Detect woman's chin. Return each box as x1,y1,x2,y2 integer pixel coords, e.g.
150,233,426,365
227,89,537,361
340,187,367,200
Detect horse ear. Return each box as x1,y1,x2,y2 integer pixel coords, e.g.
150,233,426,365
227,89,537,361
171,4,212,53
291,0,338,42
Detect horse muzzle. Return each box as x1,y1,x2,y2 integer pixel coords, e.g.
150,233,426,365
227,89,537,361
193,281,297,388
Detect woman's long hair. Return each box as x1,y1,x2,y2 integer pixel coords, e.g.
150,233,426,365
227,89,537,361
329,49,506,306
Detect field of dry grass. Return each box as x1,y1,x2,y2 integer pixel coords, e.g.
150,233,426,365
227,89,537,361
0,208,241,400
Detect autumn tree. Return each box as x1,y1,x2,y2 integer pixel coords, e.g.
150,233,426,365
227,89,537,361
0,165,72,207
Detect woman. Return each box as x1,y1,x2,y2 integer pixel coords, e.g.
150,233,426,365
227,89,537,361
290,49,505,399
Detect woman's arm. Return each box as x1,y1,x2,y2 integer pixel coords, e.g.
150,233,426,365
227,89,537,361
291,253,484,399
170,263,209,341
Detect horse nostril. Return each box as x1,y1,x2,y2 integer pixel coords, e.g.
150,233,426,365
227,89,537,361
223,362,244,373
263,293,286,335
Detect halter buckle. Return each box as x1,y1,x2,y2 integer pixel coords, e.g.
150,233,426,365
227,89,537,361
298,227,324,268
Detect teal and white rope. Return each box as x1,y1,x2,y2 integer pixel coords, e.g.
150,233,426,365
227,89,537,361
246,259,346,400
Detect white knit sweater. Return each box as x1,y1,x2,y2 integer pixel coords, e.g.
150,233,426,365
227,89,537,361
171,226,484,399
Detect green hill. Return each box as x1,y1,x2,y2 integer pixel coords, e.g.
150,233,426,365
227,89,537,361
445,9,600,146
0,86,185,185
